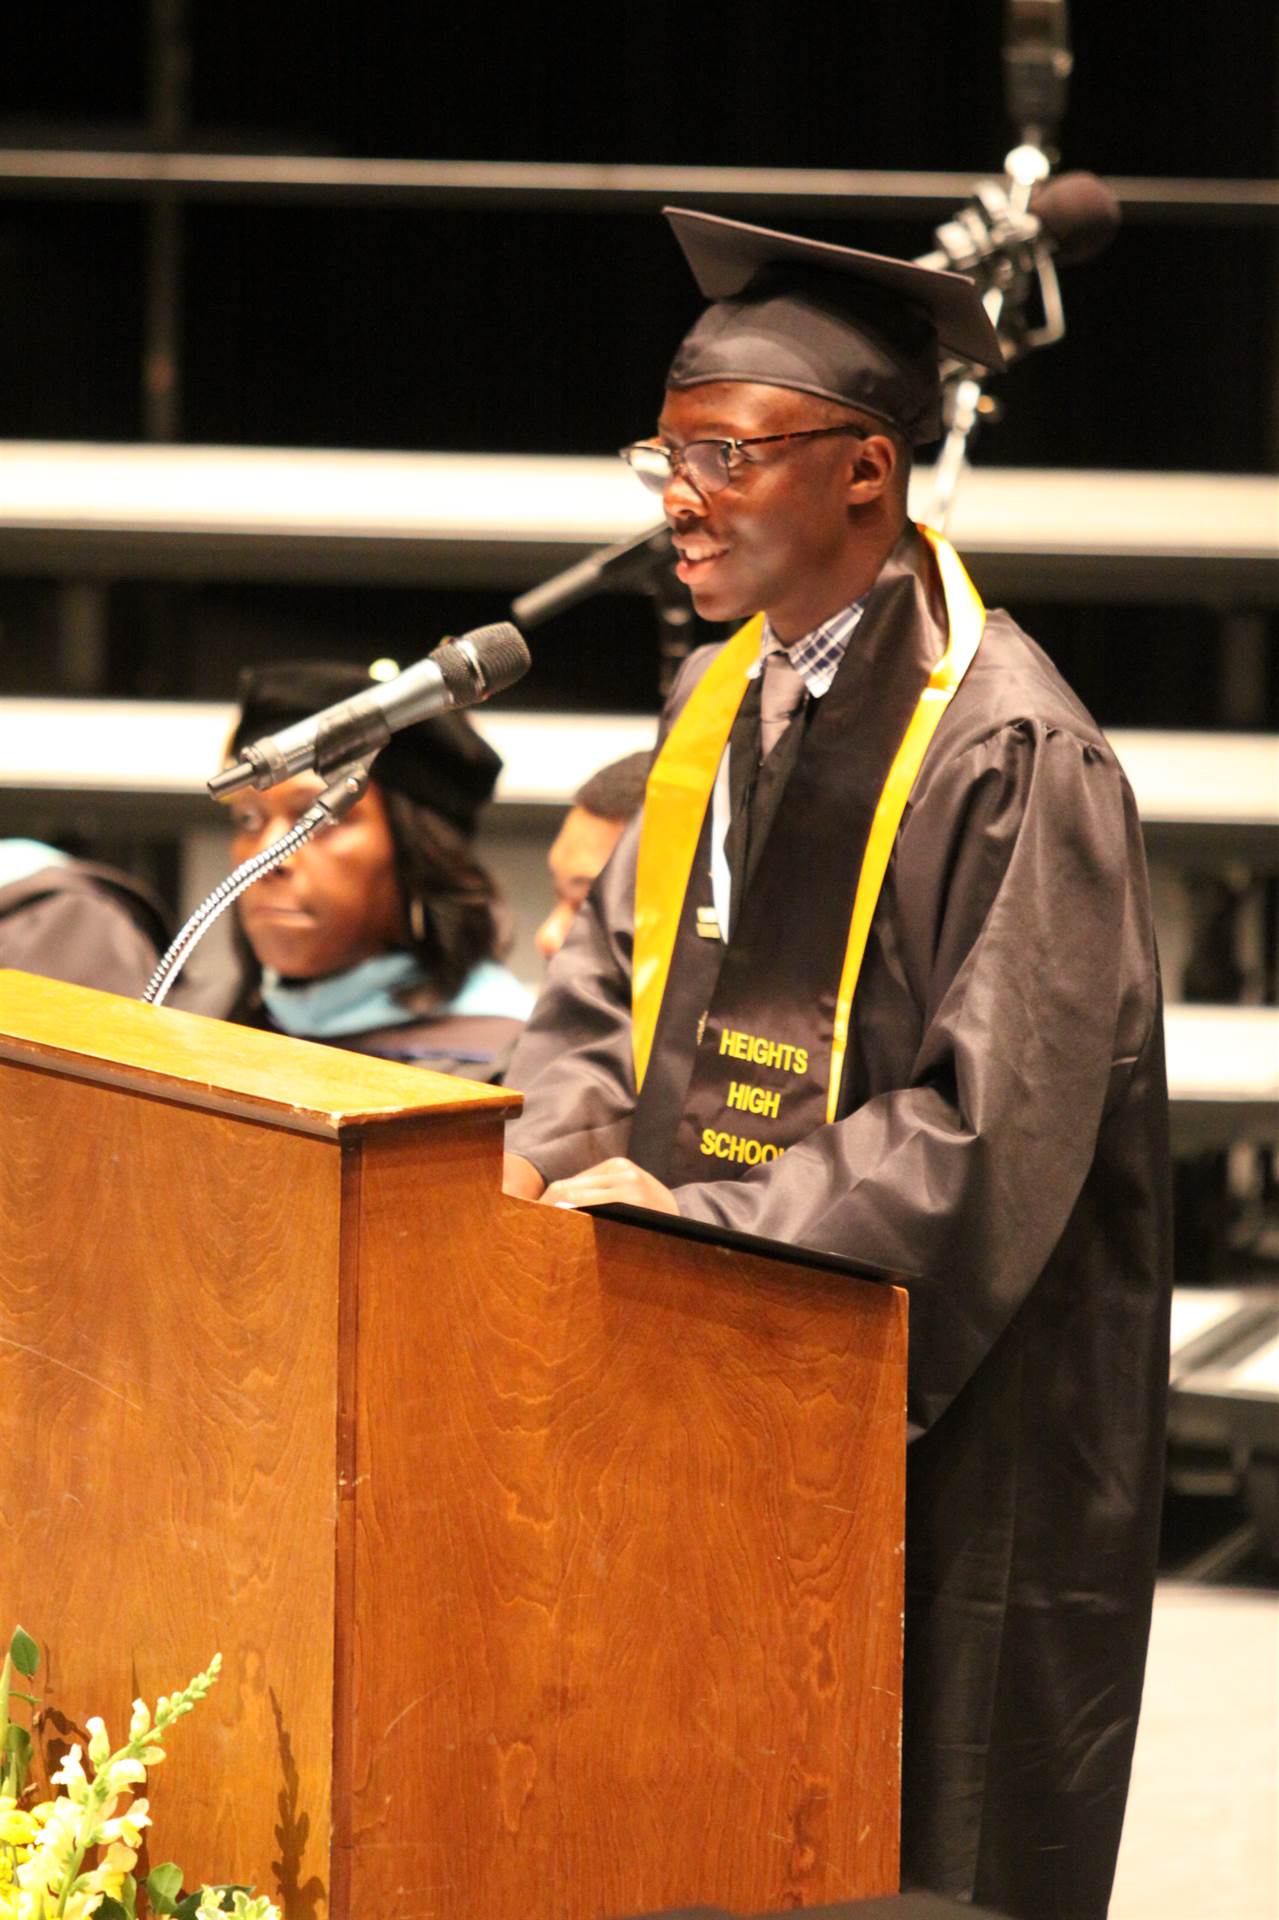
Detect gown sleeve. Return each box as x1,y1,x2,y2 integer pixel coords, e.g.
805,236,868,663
0,877,163,997
503,808,643,1183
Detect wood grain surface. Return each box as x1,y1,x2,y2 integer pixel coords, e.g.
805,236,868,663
0,1052,342,1916
341,1130,906,1918
1,975,905,1920
0,968,518,1136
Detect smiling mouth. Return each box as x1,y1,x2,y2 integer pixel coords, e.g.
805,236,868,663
673,540,729,580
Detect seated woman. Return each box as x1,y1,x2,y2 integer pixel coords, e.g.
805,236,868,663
217,660,532,1080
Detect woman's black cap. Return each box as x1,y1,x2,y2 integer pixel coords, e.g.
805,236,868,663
663,206,1005,445
229,660,503,838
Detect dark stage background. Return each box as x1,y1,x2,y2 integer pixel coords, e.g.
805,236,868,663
0,0,1274,722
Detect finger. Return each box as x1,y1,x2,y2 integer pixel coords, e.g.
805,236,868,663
542,1177,623,1209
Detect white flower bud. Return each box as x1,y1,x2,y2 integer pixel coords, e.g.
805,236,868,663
51,1744,89,1804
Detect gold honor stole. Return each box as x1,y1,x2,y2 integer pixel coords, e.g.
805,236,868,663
632,526,985,1125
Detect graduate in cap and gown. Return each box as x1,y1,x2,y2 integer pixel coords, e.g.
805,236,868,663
503,210,1171,1919
209,660,532,1078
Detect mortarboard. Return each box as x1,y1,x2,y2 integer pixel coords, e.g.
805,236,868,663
229,660,503,838
663,206,1005,445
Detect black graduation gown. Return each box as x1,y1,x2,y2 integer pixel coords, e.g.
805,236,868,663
0,860,170,997
505,561,1171,1920
243,999,523,1082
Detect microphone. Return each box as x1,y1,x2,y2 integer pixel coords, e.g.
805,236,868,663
918,167,1119,373
917,169,1120,280
1028,170,1120,265
208,621,530,798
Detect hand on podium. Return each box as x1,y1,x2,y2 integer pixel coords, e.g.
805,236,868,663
540,1156,679,1215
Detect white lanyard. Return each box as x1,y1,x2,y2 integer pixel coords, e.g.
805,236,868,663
709,742,734,939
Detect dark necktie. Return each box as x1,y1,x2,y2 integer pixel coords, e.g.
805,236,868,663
719,655,810,919
759,648,808,759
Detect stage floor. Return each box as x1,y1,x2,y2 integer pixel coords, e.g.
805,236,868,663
1112,1514,1278,1919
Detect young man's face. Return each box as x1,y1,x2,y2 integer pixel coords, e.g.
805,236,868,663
228,773,406,980
657,381,872,641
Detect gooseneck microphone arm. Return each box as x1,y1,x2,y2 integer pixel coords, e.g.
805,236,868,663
141,760,374,1008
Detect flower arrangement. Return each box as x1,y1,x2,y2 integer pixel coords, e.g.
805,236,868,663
0,1629,280,1920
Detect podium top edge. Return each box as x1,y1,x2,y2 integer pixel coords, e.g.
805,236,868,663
0,970,520,1136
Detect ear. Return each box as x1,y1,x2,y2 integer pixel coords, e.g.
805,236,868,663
844,432,899,507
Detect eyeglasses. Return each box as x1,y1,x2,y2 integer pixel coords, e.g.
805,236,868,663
619,423,868,496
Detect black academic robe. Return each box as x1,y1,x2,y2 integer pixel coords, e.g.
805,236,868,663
0,860,170,997
239,997,522,1082
505,548,1171,1920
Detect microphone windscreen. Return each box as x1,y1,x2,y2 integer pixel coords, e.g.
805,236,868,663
466,622,531,697
1032,171,1121,266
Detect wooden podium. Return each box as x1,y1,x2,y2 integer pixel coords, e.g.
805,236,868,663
0,970,906,1919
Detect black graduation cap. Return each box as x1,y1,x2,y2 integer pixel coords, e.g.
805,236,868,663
663,206,1005,445
229,660,503,838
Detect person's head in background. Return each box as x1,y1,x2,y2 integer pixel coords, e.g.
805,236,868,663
223,662,530,1063
535,749,652,962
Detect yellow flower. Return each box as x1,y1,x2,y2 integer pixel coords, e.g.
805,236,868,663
98,1796,150,1849
195,1893,283,1920
58,1894,105,1920
0,1804,36,1846
82,1834,138,1898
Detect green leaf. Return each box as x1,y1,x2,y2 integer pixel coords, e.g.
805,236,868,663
9,1627,38,1678
5,1724,31,1765
173,1896,208,1919
145,1862,186,1914
98,1881,138,1920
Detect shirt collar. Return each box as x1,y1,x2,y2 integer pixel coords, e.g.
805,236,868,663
747,593,870,698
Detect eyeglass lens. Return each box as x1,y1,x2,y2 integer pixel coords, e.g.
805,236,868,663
626,442,731,495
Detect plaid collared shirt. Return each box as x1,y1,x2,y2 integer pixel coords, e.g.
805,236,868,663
747,592,870,699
